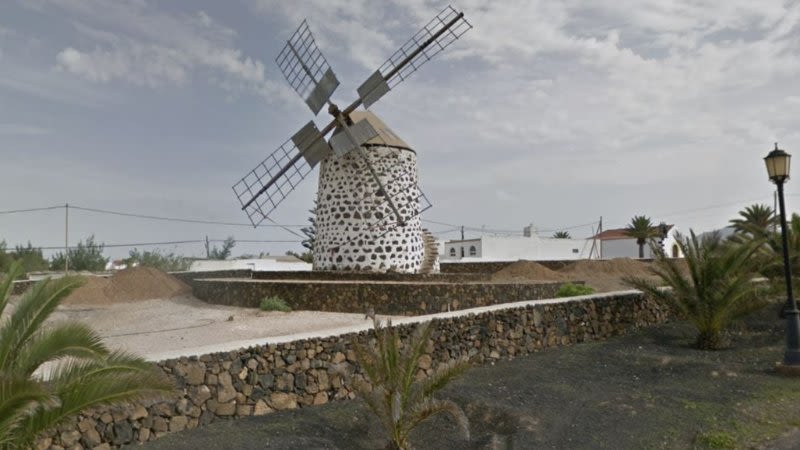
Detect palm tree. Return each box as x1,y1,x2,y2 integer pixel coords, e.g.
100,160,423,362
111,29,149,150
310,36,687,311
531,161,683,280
354,318,470,450
730,203,775,236
552,231,571,239
0,262,172,449
625,232,766,350
625,215,659,258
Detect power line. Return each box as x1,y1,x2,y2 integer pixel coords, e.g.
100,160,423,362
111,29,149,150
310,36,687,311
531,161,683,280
16,239,301,251
69,205,305,228
0,205,64,215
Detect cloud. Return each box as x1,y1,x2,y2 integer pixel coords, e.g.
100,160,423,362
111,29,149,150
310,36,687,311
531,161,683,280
38,0,271,95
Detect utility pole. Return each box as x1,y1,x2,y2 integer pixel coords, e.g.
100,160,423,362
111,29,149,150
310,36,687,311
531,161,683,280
205,235,210,259
460,226,464,240
64,203,69,273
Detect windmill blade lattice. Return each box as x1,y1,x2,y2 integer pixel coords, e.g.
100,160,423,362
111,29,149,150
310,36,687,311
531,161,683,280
232,139,313,227
379,5,472,89
276,20,340,115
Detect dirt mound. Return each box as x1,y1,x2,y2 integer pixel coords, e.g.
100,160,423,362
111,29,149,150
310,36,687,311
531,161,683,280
63,266,191,305
63,276,113,305
558,258,658,292
560,258,652,278
491,260,567,282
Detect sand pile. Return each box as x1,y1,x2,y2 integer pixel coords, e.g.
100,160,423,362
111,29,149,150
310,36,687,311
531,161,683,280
558,258,657,292
63,266,191,305
491,260,568,282
560,258,653,278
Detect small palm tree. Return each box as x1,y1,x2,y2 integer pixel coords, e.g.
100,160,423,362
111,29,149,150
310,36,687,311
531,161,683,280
730,203,776,236
355,318,470,450
625,232,766,350
626,215,659,258
552,231,571,239
0,262,172,449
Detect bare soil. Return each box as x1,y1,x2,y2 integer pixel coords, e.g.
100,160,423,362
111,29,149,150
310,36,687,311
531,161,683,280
63,267,191,305
490,261,567,282
488,258,665,293
142,304,800,450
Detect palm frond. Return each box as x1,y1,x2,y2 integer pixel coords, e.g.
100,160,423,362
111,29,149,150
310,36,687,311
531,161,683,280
20,354,172,446
0,261,25,319
0,276,85,372
405,397,470,442
0,375,56,446
13,322,109,378
625,229,765,349
421,358,470,398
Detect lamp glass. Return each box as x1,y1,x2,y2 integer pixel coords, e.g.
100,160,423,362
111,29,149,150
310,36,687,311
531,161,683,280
765,150,791,182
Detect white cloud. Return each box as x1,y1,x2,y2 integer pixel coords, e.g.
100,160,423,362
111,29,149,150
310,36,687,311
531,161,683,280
41,1,271,95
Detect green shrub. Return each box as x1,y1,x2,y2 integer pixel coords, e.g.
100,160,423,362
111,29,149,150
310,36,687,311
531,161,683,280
556,282,595,297
50,235,108,271
126,248,191,272
696,431,737,449
259,296,291,312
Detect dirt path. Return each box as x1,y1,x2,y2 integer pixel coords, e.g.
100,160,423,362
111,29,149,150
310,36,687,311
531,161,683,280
50,297,394,360
141,306,800,449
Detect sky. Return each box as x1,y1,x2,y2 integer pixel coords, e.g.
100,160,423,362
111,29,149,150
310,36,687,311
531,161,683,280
1,0,799,260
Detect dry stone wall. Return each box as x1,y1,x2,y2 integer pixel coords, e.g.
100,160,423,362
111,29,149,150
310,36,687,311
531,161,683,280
38,291,671,449
191,278,567,315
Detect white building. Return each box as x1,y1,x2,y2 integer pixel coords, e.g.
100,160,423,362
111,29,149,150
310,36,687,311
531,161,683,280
594,225,684,259
441,233,596,262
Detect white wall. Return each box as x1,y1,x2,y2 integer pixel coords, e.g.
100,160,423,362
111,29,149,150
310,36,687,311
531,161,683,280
189,259,311,272
441,235,593,262
600,228,684,259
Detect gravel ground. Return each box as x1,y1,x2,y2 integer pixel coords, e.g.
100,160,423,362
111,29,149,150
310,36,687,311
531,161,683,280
142,305,800,450
46,296,391,360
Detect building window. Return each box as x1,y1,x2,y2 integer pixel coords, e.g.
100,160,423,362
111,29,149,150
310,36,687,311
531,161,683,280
469,245,476,256
672,244,679,258
449,247,456,257
461,247,465,257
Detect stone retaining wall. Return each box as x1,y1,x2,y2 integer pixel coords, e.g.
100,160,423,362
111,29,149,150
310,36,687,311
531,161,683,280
191,279,567,315
440,260,581,273
251,270,490,283
39,291,671,449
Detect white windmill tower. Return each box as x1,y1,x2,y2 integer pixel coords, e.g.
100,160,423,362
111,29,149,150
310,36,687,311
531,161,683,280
233,6,471,273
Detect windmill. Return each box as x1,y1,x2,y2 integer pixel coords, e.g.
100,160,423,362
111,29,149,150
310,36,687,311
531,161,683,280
233,5,471,273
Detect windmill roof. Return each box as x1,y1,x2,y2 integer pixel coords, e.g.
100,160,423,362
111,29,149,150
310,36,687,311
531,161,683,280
331,110,411,150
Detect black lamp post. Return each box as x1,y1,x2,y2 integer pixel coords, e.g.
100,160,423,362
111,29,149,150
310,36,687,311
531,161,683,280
764,143,800,367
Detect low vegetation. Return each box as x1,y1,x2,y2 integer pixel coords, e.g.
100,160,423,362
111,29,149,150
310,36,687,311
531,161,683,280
259,296,291,312
126,248,191,272
626,231,768,349
0,262,172,449
354,318,470,450
556,282,595,297
0,241,49,274
49,235,108,271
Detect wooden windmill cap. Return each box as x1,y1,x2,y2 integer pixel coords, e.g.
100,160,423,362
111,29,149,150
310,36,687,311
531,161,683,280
335,110,412,151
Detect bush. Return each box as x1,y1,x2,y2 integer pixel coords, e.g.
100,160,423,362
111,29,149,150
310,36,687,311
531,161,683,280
625,231,766,350
354,318,470,449
50,235,108,271
556,282,595,297
259,296,291,312
126,248,191,272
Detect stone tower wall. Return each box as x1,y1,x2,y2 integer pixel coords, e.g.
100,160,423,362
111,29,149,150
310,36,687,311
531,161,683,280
313,145,424,272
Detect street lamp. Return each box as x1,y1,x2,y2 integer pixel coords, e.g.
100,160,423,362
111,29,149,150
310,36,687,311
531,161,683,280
764,143,800,369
